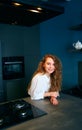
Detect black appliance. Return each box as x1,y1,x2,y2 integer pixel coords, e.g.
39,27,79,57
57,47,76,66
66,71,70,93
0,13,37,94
0,99,47,129
2,56,25,80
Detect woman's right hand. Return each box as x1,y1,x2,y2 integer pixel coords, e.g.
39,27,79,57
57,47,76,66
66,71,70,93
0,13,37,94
50,96,59,105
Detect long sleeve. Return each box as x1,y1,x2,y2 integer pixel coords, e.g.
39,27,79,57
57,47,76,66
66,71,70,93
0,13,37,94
28,74,50,100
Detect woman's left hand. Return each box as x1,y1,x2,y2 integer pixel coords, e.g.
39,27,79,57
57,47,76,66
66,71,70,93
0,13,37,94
50,96,59,105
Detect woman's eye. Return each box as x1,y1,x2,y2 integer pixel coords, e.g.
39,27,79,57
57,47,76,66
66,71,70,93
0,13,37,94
47,63,50,65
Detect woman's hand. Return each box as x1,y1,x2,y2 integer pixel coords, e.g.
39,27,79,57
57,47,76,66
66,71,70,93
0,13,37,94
50,96,59,105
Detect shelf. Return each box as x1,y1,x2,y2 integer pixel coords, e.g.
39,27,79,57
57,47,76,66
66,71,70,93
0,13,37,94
69,24,82,31
68,48,82,52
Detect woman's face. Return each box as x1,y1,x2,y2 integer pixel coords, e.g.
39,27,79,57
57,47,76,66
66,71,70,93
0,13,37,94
43,57,55,75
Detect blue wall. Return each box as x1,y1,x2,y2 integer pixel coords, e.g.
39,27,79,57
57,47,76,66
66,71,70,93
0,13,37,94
40,0,82,90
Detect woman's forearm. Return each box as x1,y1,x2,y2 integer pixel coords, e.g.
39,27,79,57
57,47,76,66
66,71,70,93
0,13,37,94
44,91,59,98
44,92,51,97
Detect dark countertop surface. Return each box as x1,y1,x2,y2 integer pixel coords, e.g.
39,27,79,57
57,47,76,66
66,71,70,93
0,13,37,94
5,93,82,130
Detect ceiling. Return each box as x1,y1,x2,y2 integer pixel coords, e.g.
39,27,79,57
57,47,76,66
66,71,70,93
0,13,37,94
0,0,68,27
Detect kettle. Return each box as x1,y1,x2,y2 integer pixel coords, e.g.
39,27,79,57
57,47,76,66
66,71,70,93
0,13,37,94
73,40,82,50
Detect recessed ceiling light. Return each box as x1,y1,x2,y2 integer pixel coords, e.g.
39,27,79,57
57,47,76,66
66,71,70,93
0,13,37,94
37,7,42,11
12,2,22,6
29,9,41,13
28,7,42,13
11,21,18,25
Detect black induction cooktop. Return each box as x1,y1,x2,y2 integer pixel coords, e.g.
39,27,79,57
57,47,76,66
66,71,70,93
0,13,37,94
0,99,47,129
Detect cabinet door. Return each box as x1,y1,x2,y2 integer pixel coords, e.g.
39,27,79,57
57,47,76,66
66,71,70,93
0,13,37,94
0,41,4,102
6,79,26,101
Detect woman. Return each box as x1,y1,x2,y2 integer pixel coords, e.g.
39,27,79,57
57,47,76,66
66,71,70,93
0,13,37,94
27,54,62,105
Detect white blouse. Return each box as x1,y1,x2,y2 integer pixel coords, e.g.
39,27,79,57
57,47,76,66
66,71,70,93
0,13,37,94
28,73,59,100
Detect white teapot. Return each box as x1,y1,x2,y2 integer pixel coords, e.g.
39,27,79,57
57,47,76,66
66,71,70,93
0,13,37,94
73,40,82,50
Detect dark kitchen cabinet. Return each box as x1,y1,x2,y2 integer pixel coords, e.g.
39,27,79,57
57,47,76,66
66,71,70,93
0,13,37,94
6,78,26,101
0,42,5,102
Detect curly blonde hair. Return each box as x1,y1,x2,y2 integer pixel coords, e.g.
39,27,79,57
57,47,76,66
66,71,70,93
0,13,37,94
27,54,62,92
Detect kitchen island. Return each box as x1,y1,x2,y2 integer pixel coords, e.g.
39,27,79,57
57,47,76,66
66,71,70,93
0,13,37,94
6,93,82,130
